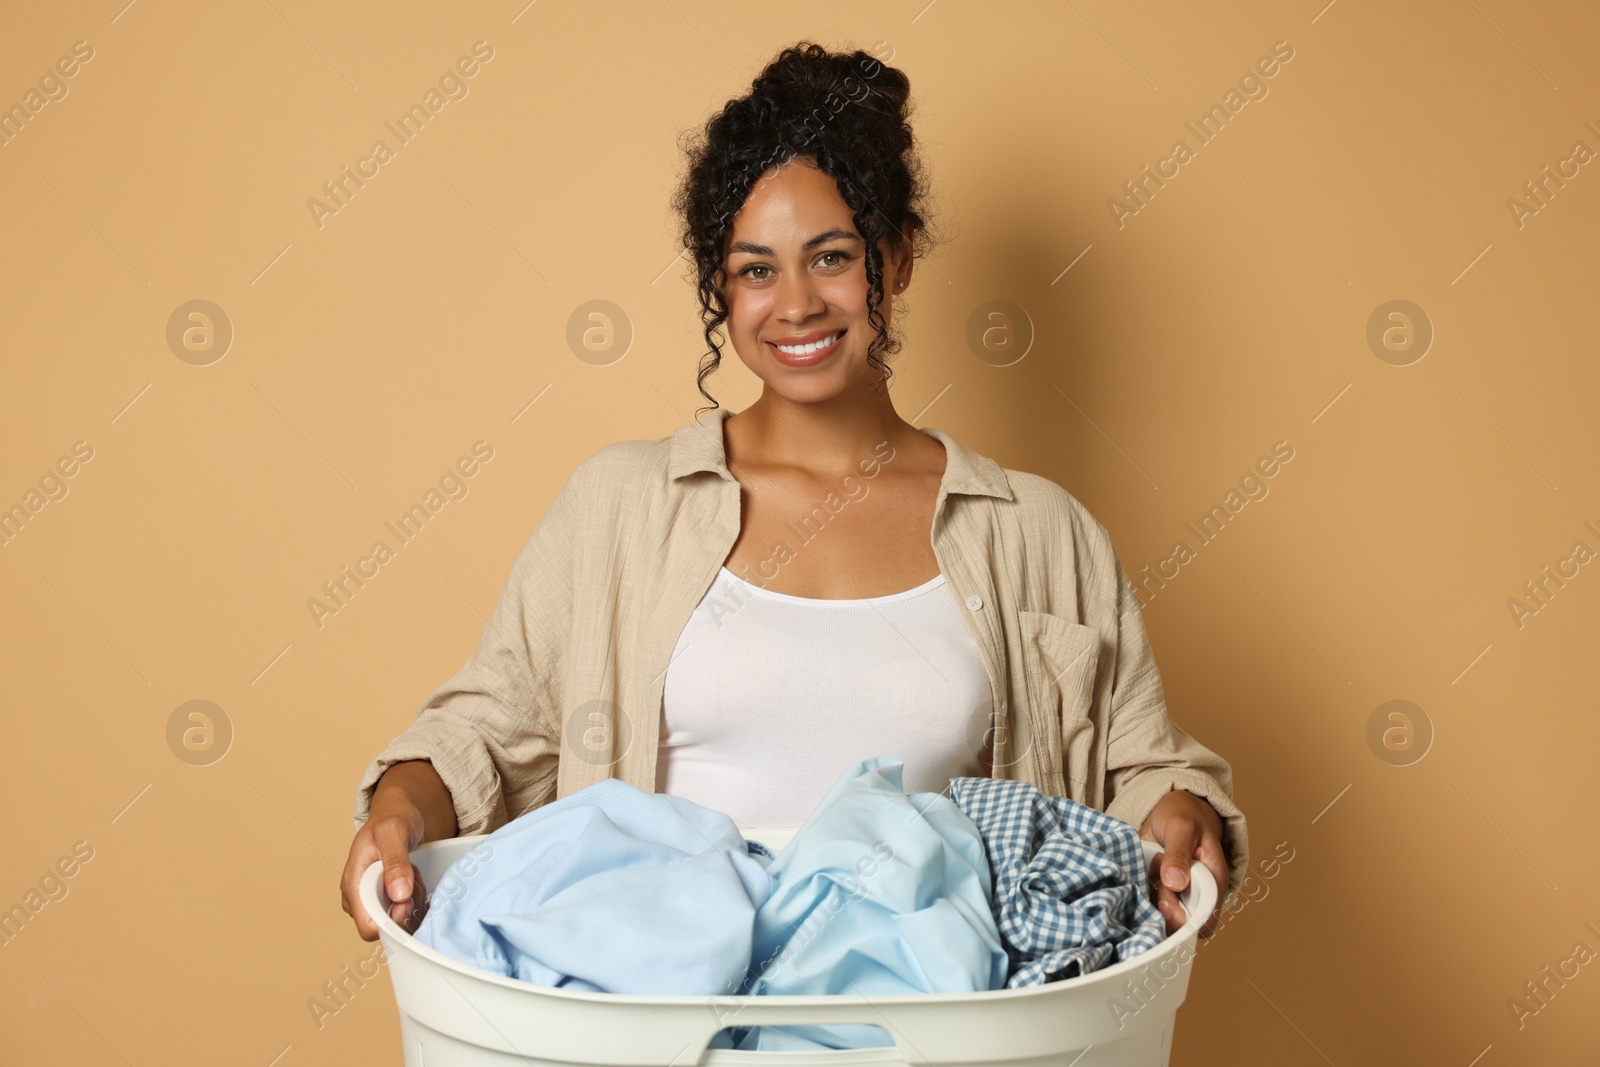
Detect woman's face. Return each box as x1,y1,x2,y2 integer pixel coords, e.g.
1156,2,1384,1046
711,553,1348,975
718,158,911,403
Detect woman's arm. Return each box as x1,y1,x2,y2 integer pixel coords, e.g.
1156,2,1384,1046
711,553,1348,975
1092,541,1251,920
340,457,596,936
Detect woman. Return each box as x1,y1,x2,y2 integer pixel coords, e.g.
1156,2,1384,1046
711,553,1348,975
340,42,1247,945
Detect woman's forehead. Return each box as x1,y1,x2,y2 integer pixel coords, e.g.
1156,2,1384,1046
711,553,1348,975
730,163,857,245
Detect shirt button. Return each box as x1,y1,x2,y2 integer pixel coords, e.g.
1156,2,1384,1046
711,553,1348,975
965,594,984,611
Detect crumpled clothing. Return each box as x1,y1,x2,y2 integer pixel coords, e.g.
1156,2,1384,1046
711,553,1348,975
947,775,1166,986
720,756,1007,1052
413,777,774,995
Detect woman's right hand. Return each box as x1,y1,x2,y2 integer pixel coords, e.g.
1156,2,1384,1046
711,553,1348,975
341,760,456,941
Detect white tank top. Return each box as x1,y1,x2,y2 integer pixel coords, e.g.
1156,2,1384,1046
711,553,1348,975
656,565,992,828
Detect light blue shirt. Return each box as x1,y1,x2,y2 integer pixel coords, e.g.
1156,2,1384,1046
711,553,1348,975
414,778,774,995
728,756,1007,1051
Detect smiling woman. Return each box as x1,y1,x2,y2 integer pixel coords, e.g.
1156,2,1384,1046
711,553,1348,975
344,40,1249,960
671,43,935,412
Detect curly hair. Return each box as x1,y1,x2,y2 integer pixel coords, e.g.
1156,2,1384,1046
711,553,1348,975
672,41,937,420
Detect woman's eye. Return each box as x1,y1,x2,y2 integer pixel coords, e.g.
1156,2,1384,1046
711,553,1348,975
738,252,850,280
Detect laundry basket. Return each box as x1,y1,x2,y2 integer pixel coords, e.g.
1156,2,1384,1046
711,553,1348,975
358,827,1217,1067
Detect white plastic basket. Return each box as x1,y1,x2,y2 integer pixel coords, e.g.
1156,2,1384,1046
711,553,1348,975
359,827,1216,1067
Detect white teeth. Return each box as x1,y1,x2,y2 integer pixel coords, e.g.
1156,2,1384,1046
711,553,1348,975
773,332,840,355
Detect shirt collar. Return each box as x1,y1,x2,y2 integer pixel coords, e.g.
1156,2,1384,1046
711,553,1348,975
668,406,1014,501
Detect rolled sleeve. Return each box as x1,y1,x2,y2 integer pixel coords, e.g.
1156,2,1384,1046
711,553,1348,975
350,462,588,837
1095,545,1250,913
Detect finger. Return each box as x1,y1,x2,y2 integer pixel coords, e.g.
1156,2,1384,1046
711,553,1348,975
1158,817,1200,894
372,817,415,903
1152,881,1186,935
399,863,430,933
1190,828,1230,937
340,838,382,941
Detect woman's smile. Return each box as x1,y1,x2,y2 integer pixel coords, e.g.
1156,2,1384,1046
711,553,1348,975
767,327,847,366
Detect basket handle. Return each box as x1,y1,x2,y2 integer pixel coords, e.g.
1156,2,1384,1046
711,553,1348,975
1173,855,1218,934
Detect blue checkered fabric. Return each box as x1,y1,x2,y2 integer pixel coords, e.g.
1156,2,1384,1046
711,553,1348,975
947,776,1166,986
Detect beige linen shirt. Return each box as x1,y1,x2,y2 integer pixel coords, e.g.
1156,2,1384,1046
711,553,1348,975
353,407,1250,909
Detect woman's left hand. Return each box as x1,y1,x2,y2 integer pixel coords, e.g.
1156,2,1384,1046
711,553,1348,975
1139,789,1229,938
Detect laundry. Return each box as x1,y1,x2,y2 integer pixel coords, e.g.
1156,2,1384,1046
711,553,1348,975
412,777,775,995
947,775,1167,986
721,756,1007,1052
410,758,1165,1053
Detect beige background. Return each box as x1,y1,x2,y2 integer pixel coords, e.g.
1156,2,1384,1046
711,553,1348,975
3,1,1597,1064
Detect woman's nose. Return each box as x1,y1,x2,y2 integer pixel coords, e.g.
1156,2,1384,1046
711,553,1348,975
773,271,827,322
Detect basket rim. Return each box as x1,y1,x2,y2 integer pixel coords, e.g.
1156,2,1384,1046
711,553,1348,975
358,830,1215,1005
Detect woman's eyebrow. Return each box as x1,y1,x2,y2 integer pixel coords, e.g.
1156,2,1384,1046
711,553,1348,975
727,228,862,257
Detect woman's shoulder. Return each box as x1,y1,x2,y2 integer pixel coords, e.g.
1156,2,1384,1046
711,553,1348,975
973,448,1117,555
551,427,700,516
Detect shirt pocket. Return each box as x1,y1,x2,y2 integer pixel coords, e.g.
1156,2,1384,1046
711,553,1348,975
1016,610,1104,806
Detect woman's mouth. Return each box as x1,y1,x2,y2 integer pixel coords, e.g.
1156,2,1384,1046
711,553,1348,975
767,329,845,366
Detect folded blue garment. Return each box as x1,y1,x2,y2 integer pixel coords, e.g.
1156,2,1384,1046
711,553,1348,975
413,777,775,995
946,776,1166,986
723,757,1007,1052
